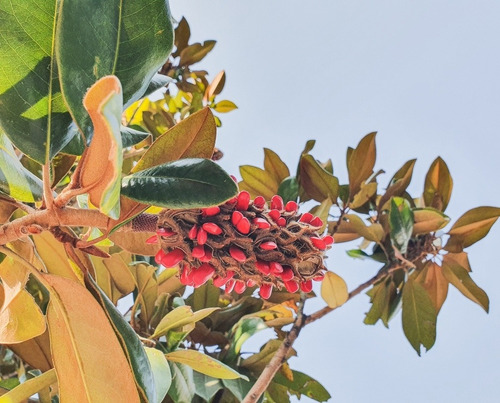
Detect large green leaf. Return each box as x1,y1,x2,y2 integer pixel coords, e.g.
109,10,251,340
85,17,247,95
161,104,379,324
389,197,414,254
56,0,174,140
145,347,172,403
402,278,437,355
0,1,75,163
167,362,196,403
121,158,238,208
0,133,43,202
274,370,331,402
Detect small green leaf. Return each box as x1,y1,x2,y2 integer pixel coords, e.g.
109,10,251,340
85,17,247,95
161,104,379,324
193,372,223,402
389,198,414,254
274,370,331,402
121,126,150,148
122,158,238,208
241,339,295,373
226,317,267,362
402,278,437,355
222,378,255,402
278,176,299,203
346,249,370,259
213,100,238,113
423,157,453,211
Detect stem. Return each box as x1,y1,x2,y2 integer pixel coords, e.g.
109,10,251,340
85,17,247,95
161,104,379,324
42,163,54,210
242,294,307,403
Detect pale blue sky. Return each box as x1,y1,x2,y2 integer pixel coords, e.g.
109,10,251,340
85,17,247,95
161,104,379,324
170,1,500,402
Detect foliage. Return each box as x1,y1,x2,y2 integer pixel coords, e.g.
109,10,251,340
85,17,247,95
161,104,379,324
0,1,496,402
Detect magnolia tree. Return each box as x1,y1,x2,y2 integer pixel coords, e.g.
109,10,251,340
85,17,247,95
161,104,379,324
0,2,497,402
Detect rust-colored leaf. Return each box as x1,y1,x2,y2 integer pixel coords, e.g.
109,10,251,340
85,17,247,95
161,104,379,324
8,330,52,372
44,274,140,402
416,262,449,313
412,208,450,235
328,219,362,243
423,157,453,212
109,231,159,256
378,159,416,211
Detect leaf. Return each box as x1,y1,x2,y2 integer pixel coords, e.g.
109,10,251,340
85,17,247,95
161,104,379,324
239,166,278,199
206,70,226,100
378,159,416,211
309,198,333,233
412,208,450,235
167,362,196,403
109,231,159,256
350,182,377,210
132,108,216,173
445,206,500,252
0,133,43,202
274,370,331,402
299,154,339,203
173,17,191,57
56,0,174,138
0,369,56,403
130,263,158,326
364,280,391,326
213,100,238,113
92,252,136,304
145,347,172,403
328,219,362,243
120,126,150,148
43,274,140,402
122,158,238,208
193,372,223,402
347,132,377,196
416,262,448,313
0,1,75,163
151,306,219,339
240,339,295,373
226,317,268,362
264,148,290,185
321,271,348,309
278,176,299,203
179,41,216,66
343,214,384,243
166,350,248,380
0,259,46,343
141,73,172,99
191,282,220,312
441,256,489,312
389,198,414,254
423,157,453,211
78,76,123,219
222,378,254,402
402,278,437,355
8,331,52,372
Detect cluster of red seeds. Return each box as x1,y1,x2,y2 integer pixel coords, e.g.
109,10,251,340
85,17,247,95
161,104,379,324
149,192,333,299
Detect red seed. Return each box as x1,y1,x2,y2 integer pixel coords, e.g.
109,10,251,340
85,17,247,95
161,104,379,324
229,245,246,262
225,279,236,293
192,245,206,259
253,217,271,229
259,283,273,299
271,195,284,211
299,212,313,223
192,263,215,287
300,280,313,293
313,273,325,281
157,228,176,237
260,241,277,250
270,262,283,274
268,209,281,222
202,206,220,216
202,222,223,235
199,247,213,262
236,191,251,211
309,216,323,227
225,196,238,205
188,225,198,240
160,249,185,268
285,201,298,212
255,260,271,275
284,280,299,293
180,266,194,286
197,228,208,245
145,235,158,244
280,267,294,282
213,270,235,287
247,279,257,287
253,196,266,208
230,175,238,183
232,211,243,226
311,237,327,250
234,280,247,294
155,249,166,265
236,217,250,234
323,235,334,245
276,217,286,227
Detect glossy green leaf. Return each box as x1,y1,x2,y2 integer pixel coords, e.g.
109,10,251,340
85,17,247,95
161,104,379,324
423,157,453,211
142,74,172,99
151,306,219,339
56,0,174,139
299,154,339,202
193,372,223,402
222,378,254,402
0,369,56,403
0,133,43,202
167,362,196,403
441,257,489,312
347,132,377,197
445,206,500,252
278,176,299,203
121,126,150,148
389,198,414,254
274,370,331,402
0,1,75,163
121,158,238,208
346,249,370,259
402,278,437,355
145,347,172,403
226,317,267,362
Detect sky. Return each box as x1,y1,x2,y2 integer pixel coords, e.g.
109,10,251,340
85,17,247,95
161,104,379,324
169,1,500,402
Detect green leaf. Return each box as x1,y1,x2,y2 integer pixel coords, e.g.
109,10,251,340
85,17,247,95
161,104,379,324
274,370,331,402
346,249,370,259
278,176,299,203
423,157,453,211
0,1,75,163
264,148,290,185
441,257,489,312
213,100,238,113
0,369,56,402
190,281,220,312
151,306,219,339
402,278,437,355
165,350,248,380
347,132,377,197
222,378,254,402
241,340,295,373
193,373,223,402
226,317,267,362
389,198,414,254
239,165,279,200
445,206,500,252
121,126,150,149
141,74,172,99
167,362,196,403
0,133,43,202
56,0,174,139
299,154,339,203
121,158,238,208
145,347,172,403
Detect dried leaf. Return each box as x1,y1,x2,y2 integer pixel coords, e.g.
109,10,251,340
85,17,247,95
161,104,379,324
321,271,348,308
423,157,453,212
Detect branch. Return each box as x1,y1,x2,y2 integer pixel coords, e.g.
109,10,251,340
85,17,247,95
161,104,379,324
242,295,307,403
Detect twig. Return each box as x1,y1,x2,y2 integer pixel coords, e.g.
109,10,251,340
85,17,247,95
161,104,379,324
42,163,54,210
242,294,307,403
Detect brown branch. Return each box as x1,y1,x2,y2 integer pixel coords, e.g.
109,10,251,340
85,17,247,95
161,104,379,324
242,295,307,403
42,163,54,210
